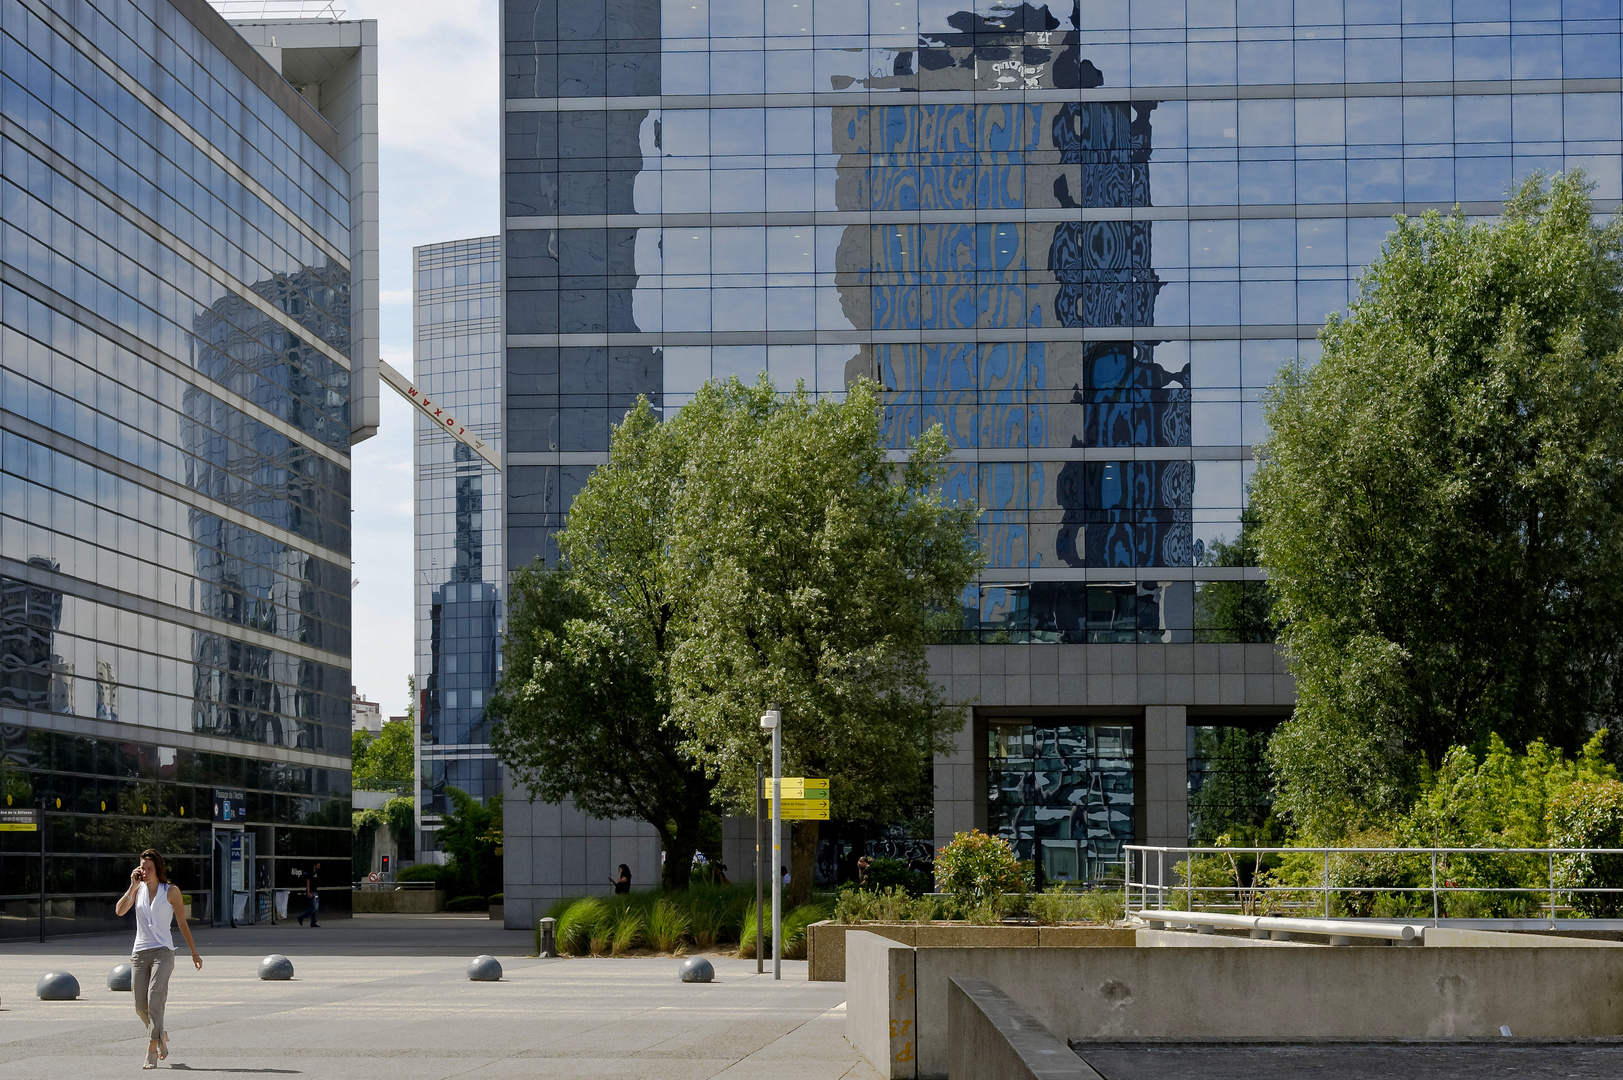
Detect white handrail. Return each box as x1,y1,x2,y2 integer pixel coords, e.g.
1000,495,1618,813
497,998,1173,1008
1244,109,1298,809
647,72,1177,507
1123,843,1623,927
1136,909,1423,942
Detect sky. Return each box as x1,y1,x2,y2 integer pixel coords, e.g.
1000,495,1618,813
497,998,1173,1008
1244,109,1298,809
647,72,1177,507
338,1,499,717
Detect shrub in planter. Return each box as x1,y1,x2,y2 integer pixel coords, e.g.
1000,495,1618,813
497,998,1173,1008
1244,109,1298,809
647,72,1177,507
835,884,934,924
935,830,1022,911
861,858,930,896
446,895,489,912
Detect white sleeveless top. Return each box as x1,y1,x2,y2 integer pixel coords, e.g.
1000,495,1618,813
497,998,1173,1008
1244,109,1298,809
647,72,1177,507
133,881,176,952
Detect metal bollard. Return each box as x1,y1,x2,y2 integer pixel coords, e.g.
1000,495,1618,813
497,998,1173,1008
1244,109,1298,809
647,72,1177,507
538,916,557,958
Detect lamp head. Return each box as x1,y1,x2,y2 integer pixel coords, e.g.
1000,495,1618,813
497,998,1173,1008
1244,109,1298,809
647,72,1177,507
760,709,780,731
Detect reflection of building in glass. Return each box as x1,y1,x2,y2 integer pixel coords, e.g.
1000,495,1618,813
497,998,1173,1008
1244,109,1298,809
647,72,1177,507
414,238,504,856
0,1,360,937
989,721,1135,879
503,0,1621,918
0,558,65,714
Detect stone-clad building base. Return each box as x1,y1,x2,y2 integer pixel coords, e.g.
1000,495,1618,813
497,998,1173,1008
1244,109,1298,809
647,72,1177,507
504,643,1292,928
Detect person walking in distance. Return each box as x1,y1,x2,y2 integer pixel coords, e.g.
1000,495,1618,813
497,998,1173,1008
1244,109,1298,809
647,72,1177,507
297,861,322,926
114,848,202,1069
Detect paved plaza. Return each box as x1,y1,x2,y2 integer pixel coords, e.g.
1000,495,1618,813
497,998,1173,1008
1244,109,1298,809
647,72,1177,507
0,916,878,1079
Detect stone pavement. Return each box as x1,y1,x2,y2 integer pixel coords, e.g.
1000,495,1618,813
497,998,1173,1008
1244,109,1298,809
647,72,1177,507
6,913,536,958
0,921,880,1079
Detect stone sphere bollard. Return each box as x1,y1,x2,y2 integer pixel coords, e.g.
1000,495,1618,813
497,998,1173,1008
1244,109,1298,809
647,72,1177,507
258,954,294,981
37,971,80,1000
467,955,503,982
108,963,133,992
678,956,714,983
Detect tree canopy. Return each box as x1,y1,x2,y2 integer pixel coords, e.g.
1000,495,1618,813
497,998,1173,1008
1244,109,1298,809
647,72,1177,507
489,390,713,890
667,376,981,902
1252,173,1623,838
490,375,980,896
352,718,414,793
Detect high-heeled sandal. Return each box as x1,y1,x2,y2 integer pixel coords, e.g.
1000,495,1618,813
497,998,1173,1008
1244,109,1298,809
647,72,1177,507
158,1031,170,1060
143,1043,158,1069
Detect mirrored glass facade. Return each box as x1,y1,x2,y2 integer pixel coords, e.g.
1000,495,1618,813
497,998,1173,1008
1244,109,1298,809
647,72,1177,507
414,237,504,853
503,0,1623,911
1,0,353,937
988,720,1134,880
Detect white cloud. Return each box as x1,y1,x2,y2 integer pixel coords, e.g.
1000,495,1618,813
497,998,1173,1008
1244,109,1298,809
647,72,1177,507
337,1,499,710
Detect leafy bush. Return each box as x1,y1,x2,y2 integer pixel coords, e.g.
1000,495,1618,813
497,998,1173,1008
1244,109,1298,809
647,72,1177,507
1027,886,1088,925
960,895,1014,925
397,863,455,887
1078,888,1126,925
1550,778,1623,917
488,893,504,904
648,899,691,953
439,786,502,900
446,895,489,912
834,884,933,924
935,830,1022,908
860,858,930,896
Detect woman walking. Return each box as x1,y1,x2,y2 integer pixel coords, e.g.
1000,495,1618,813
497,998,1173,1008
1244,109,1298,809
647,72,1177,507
114,848,202,1069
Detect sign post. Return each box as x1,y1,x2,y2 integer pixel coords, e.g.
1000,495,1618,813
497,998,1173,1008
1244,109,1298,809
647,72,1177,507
754,761,764,975
760,709,782,981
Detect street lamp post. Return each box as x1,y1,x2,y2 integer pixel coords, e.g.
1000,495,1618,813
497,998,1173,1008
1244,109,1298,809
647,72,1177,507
760,708,781,981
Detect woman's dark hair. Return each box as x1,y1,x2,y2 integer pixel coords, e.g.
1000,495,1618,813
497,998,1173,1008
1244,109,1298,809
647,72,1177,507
140,848,170,885
617,864,631,877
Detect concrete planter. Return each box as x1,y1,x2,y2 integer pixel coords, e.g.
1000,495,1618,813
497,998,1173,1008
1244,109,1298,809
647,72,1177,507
488,904,504,921
352,888,446,914
806,921,1135,981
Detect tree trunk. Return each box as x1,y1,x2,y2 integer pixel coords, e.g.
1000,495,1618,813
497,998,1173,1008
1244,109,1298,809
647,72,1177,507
662,819,698,891
787,820,819,907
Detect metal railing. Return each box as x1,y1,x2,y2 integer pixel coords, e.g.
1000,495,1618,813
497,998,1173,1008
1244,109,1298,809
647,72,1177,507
1125,844,1623,928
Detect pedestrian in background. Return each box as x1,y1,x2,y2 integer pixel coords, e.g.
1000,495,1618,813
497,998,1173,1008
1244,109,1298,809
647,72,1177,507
114,848,202,1069
297,861,322,926
611,864,632,894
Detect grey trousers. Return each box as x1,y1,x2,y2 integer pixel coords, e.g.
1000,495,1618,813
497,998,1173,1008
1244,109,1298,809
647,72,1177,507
132,947,175,1040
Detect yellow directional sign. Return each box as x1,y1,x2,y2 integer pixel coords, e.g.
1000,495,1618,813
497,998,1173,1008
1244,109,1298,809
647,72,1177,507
766,799,830,820
761,777,830,799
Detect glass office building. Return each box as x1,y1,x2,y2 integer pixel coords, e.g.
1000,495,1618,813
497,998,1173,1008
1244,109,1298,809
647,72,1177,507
0,0,354,937
502,0,1620,914
413,236,505,855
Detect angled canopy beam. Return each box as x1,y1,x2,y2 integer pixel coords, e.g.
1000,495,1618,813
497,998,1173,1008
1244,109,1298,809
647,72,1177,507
379,359,501,472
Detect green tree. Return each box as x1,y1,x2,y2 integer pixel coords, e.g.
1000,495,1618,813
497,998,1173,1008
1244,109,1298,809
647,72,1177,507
1253,173,1623,839
438,786,502,898
491,384,732,891
490,559,717,891
667,376,981,905
492,375,980,900
1193,506,1274,643
352,718,414,793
